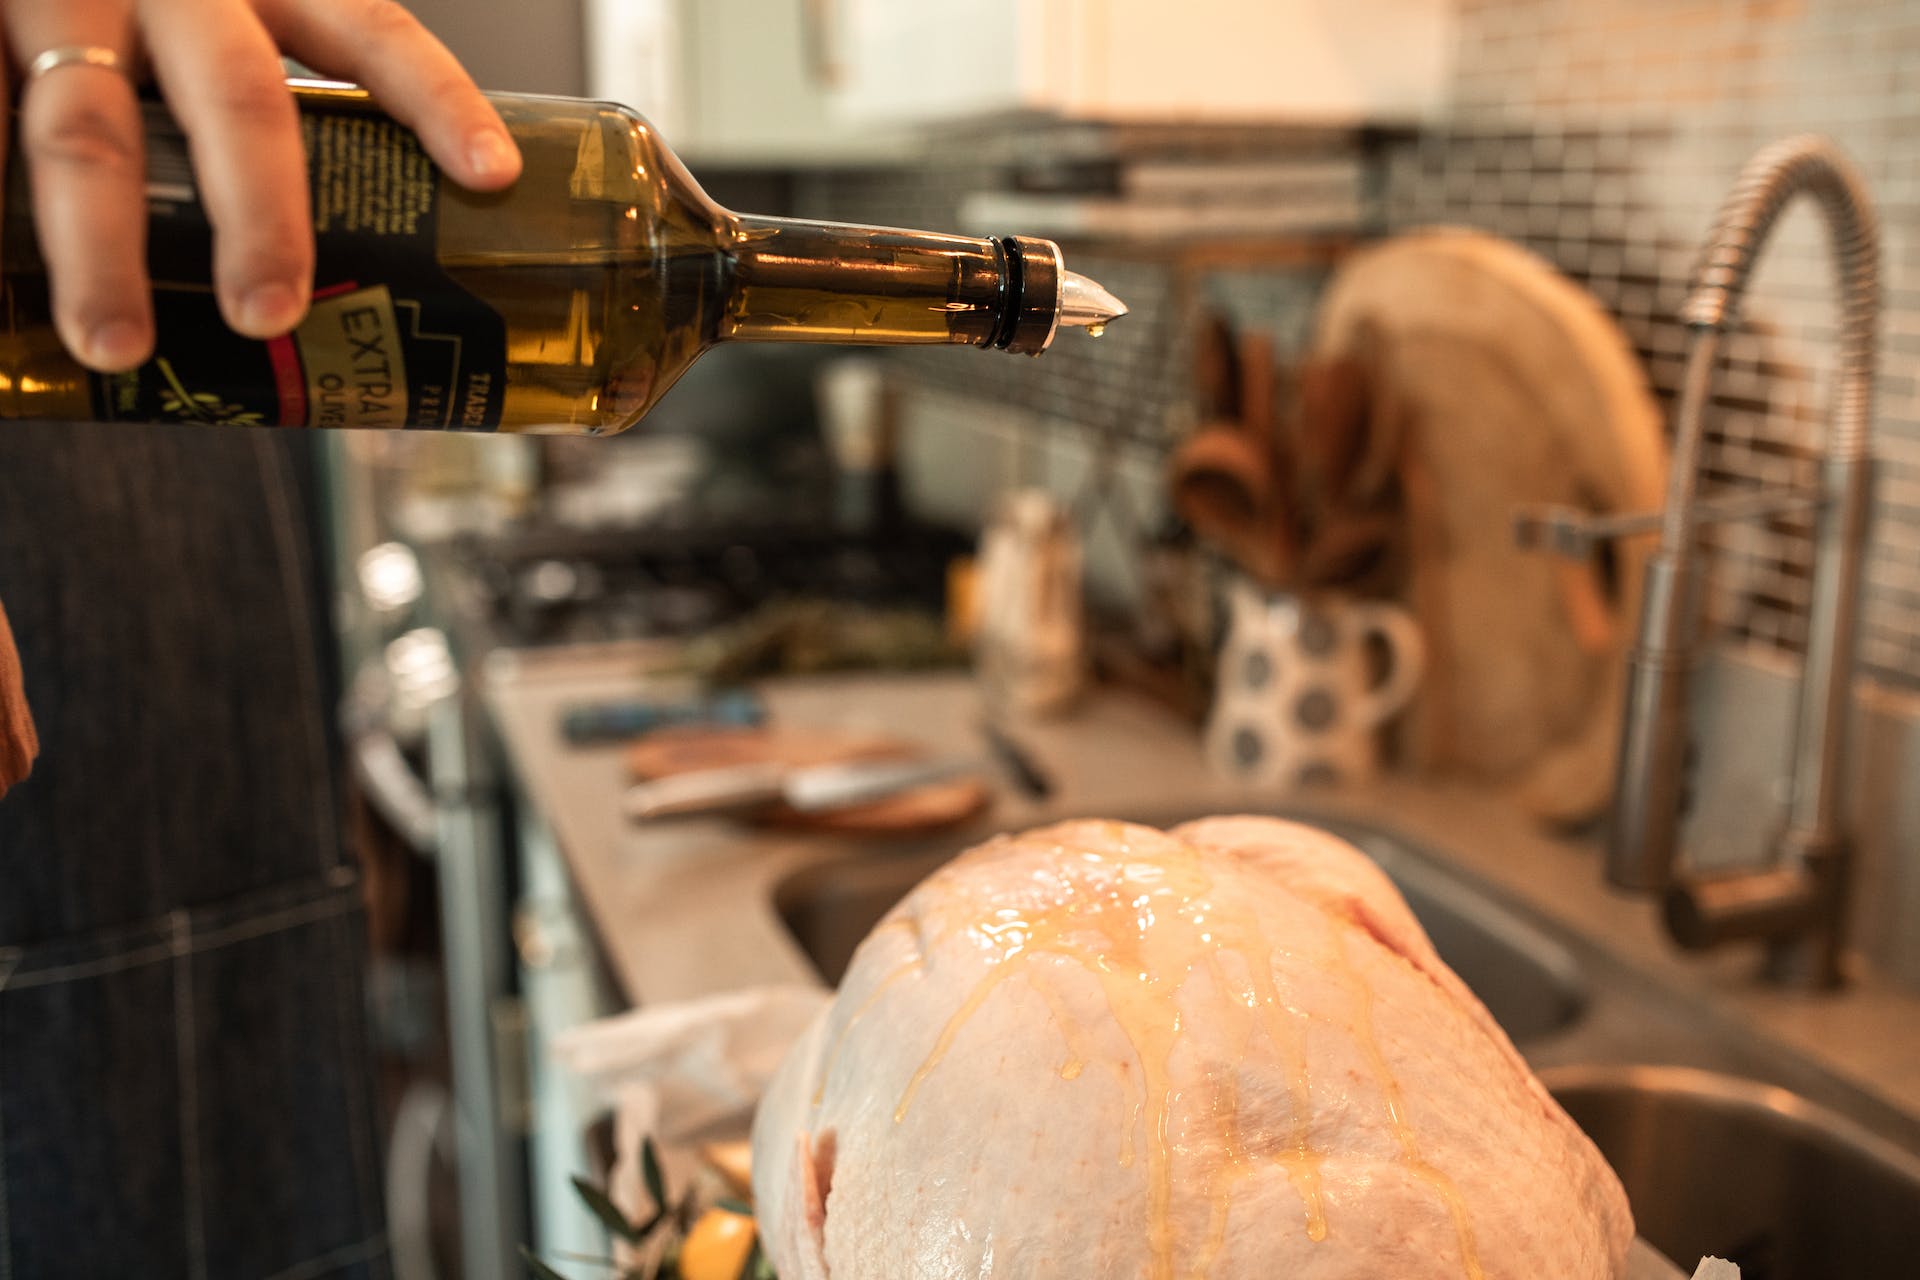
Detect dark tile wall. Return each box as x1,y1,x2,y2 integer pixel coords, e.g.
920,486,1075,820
795,0,1920,690
790,123,1367,455
789,126,1368,612
1393,0,1920,688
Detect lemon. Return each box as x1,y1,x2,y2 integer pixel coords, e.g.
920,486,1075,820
679,1205,758,1280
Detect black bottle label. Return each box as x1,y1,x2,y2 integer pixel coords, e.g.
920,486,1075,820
86,96,507,430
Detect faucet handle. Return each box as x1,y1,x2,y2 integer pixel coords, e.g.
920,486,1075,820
1513,485,1818,559
1512,505,1657,558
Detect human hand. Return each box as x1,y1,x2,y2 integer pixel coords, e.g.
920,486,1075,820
2,0,524,373
0,594,34,796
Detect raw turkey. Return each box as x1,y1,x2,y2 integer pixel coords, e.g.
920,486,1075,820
752,817,1633,1279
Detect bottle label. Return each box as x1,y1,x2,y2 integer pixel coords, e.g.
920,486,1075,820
89,96,507,430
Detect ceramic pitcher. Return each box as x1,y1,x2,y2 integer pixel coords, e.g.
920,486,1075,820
1206,581,1425,788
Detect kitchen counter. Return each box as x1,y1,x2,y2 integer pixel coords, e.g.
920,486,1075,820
483,648,1920,1136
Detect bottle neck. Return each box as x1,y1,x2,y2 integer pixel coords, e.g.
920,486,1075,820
717,216,1061,353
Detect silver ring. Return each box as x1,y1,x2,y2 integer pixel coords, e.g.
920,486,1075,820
25,45,129,85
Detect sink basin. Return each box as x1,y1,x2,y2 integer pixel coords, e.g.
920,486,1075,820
1547,1064,1920,1278
773,813,1589,1044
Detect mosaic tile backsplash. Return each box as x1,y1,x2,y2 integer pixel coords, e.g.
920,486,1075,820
793,0,1920,692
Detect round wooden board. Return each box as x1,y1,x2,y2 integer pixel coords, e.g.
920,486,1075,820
626,726,992,835
1310,228,1670,826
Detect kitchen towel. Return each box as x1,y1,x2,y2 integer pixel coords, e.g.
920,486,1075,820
553,985,830,1143
553,985,831,1242
0,596,35,795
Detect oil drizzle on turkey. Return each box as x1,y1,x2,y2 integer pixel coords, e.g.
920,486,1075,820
1328,924,1486,1280
1029,972,1100,1081
812,947,924,1108
891,831,1330,1280
1216,938,1329,1243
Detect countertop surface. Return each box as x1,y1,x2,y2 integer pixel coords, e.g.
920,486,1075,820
483,648,1920,1133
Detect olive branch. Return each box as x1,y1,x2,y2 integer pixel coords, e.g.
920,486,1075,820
524,1136,776,1280
154,357,267,426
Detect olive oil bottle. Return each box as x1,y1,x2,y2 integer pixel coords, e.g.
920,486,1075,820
0,81,1124,433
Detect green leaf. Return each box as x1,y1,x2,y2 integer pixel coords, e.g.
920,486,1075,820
571,1175,641,1243
714,1197,753,1216
520,1245,574,1280
641,1136,668,1214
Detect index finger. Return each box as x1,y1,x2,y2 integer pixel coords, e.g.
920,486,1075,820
137,0,313,338
255,0,520,191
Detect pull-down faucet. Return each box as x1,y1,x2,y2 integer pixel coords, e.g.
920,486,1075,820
1524,136,1879,987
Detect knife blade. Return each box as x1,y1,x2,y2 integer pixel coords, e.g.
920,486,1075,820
781,756,978,812
624,755,980,821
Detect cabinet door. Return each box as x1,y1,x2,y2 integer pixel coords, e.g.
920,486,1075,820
830,0,1035,123
831,0,1454,125
581,0,686,137
584,0,903,166
680,0,862,164
1078,0,1454,122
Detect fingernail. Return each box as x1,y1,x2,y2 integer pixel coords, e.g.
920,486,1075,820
468,129,519,180
85,319,150,371
236,282,304,337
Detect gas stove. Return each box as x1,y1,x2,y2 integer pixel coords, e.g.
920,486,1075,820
441,520,971,651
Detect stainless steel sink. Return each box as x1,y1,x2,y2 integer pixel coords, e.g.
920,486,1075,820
773,812,1589,1044
1545,1064,1920,1278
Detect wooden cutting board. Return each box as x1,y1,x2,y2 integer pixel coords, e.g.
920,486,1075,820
1308,229,1669,826
626,726,991,834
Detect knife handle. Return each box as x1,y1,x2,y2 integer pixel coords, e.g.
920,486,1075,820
981,719,1054,801
562,688,765,744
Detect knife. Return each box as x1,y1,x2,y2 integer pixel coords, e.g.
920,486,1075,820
623,754,981,821
561,688,765,744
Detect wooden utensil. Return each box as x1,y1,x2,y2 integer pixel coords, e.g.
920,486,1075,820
626,726,990,835
1293,321,1406,513
1288,323,1408,596
1169,320,1296,586
1298,509,1400,590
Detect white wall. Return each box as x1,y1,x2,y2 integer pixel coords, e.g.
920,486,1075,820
402,0,587,95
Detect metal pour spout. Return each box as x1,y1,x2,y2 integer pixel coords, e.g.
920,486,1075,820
1058,270,1129,331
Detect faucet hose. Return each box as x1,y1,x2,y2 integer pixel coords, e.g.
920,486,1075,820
1679,135,1879,462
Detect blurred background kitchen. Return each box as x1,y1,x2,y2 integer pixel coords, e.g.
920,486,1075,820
324,2,1920,1277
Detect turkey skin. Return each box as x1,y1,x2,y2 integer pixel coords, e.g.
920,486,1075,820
753,817,1632,1279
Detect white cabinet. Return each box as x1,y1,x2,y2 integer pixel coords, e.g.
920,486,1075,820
582,0,908,167
581,0,1456,166
830,0,1458,125
580,0,682,134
